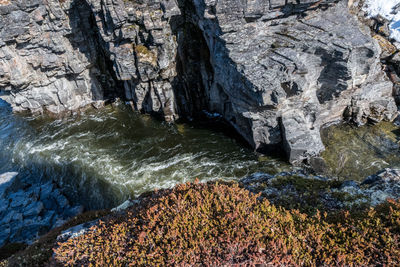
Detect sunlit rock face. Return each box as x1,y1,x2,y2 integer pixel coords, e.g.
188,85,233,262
0,0,110,114
0,0,398,164
173,0,397,164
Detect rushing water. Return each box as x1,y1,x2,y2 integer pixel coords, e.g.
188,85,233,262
2,97,400,209
0,100,290,209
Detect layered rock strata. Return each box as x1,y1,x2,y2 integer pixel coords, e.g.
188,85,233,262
0,0,110,114
0,0,398,164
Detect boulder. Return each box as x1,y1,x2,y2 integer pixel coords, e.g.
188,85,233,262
0,176,82,246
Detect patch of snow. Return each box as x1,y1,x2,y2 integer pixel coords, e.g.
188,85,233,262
364,0,400,43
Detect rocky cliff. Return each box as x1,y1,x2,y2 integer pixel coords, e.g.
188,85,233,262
0,0,398,164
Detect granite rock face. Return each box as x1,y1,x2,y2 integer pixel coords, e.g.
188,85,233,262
357,0,400,108
0,0,398,164
83,0,181,121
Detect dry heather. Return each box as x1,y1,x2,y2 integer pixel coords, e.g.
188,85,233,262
53,181,400,266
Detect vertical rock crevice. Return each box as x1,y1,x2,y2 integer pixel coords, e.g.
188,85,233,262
0,0,399,166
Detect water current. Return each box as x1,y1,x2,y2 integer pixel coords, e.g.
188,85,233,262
0,100,289,209
2,98,400,209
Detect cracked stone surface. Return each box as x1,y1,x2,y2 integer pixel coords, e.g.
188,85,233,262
0,172,83,246
0,0,398,164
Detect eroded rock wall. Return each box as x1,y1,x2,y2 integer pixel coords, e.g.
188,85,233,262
178,0,397,164
0,0,112,114
0,0,398,164
83,0,181,121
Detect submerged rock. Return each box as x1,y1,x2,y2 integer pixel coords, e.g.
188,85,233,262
321,121,400,180
0,0,398,164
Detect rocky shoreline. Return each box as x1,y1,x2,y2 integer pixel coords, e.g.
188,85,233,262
0,172,83,247
1,166,400,263
4,166,400,248
0,0,400,261
242,168,400,211
42,167,400,263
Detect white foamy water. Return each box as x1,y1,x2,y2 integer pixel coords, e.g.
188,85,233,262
0,100,289,209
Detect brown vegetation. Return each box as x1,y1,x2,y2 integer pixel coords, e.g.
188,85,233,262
53,181,400,266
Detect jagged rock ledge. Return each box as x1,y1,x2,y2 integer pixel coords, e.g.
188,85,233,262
0,0,399,164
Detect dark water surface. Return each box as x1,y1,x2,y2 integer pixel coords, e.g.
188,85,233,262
0,100,289,209
2,98,400,209
321,121,400,181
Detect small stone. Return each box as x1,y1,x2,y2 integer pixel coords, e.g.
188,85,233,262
0,211,22,225
377,168,400,182
111,200,134,212
42,196,58,210
40,210,56,226
240,172,273,185
53,218,67,229
55,192,69,211
39,182,54,200
57,220,99,242
9,192,30,208
369,190,391,206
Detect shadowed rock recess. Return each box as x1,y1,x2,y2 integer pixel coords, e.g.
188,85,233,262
0,0,398,164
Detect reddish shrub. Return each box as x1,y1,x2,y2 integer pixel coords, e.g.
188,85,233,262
53,182,400,266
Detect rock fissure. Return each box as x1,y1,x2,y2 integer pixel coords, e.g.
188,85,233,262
0,0,399,164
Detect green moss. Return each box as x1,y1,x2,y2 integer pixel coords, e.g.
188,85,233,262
263,176,346,214
271,175,340,192
125,24,138,31
134,45,150,55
